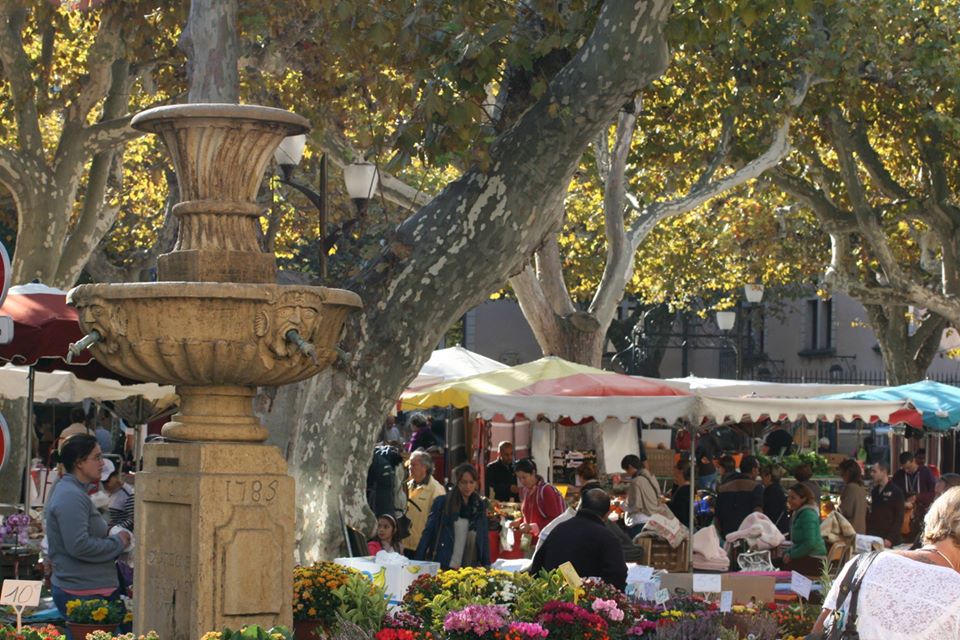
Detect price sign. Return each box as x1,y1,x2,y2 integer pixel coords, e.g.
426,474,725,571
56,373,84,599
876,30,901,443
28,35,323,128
2,579,42,633
654,588,670,606
557,561,582,589
719,591,733,613
1,580,42,607
643,581,659,602
693,573,723,593
791,571,813,600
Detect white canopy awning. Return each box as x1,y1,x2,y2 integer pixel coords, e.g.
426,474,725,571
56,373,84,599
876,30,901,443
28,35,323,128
666,375,880,398
0,366,175,403
470,392,698,424
469,391,912,427
697,394,912,424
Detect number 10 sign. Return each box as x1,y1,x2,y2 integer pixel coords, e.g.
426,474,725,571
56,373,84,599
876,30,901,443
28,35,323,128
1,579,43,631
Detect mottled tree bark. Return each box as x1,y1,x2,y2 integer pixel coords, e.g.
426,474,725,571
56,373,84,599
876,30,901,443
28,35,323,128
264,0,678,561
863,304,946,385
179,0,239,104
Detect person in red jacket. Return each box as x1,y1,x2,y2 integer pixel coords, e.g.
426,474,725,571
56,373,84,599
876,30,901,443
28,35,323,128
512,458,566,547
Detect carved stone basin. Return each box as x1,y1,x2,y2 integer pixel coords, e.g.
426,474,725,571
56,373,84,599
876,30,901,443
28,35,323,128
67,282,361,441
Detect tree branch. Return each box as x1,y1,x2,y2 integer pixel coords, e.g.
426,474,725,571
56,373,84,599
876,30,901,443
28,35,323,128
767,168,855,232
56,58,133,285
590,100,637,328
0,3,44,158
534,232,577,317
691,110,734,192
848,121,912,201
509,263,562,350
84,169,179,283
0,146,28,193
624,73,812,252
824,108,914,294
83,116,143,156
63,4,125,130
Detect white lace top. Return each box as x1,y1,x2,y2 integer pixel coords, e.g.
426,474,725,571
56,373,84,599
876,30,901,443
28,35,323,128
824,552,960,639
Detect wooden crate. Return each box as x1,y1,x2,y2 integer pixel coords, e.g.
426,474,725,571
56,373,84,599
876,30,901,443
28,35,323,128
645,448,676,478
823,453,848,474
637,537,689,573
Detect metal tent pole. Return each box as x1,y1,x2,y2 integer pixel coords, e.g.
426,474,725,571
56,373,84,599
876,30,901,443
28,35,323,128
22,365,35,513
688,422,695,572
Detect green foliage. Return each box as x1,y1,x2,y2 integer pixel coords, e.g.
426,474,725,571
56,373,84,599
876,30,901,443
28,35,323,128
758,452,830,476
512,570,577,622
333,571,389,631
206,625,292,640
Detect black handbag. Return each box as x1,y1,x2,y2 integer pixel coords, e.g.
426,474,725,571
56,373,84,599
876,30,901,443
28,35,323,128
805,551,880,640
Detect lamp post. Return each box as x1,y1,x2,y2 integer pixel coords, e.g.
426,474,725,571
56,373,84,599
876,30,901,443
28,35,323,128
714,284,765,380
273,135,380,279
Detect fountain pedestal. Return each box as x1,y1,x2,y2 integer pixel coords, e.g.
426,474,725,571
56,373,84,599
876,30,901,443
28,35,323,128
135,443,294,640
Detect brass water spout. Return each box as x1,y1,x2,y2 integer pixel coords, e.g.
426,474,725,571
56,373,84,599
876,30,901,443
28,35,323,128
66,330,102,363
285,329,319,365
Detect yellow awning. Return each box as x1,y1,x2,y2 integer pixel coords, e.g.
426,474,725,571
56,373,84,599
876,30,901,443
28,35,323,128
399,356,623,410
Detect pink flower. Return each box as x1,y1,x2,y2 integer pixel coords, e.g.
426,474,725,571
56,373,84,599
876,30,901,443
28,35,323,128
443,605,509,636
508,622,549,639
591,599,624,622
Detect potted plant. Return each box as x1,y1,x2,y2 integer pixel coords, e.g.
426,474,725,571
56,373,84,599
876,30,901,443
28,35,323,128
292,562,359,640
64,598,125,638
0,624,62,640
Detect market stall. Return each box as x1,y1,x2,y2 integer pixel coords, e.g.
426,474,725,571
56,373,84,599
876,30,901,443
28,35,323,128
401,356,696,473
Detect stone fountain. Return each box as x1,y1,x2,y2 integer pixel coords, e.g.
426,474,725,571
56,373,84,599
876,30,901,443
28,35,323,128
68,104,361,639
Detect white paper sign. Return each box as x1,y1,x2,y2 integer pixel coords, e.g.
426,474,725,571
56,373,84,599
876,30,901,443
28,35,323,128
693,573,723,593
655,588,670,605
1,580,42,607
643,581,659,601
627,564,655,584
719,591,733,612
791,571,813,599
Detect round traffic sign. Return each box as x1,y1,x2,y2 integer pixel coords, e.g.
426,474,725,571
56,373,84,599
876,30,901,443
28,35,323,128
0,242,10,308
0,411,9,472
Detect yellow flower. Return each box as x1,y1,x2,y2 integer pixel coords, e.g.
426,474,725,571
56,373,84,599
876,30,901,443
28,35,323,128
66,600,81,616
200,633,223,640
92,607,109,622
307,608,317,617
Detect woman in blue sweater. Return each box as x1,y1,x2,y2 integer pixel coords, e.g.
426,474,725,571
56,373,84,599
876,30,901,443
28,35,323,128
415,463,490,569
46,435,130,633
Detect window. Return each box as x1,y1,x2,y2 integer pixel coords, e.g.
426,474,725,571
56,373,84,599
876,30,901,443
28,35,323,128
801,299,835,355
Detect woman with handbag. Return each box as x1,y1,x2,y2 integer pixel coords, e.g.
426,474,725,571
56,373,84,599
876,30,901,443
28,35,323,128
809,487,960,639
415,463,490,569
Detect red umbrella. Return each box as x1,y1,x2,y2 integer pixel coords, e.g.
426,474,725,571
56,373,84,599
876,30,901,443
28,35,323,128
0,283,93,367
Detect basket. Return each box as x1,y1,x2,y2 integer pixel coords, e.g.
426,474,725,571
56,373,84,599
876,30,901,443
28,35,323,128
637,536,689,572
645,448,676,478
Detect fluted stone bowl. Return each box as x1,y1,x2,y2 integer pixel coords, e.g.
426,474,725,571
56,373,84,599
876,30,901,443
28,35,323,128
67,282,361,387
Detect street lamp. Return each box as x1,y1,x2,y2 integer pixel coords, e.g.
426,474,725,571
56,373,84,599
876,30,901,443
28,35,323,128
273,135,379,278
342,162,379,215
714,284,765,379
715,311,736,332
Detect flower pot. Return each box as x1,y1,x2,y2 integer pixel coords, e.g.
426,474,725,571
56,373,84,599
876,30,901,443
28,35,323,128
66,621,119,639
293,618,326,640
